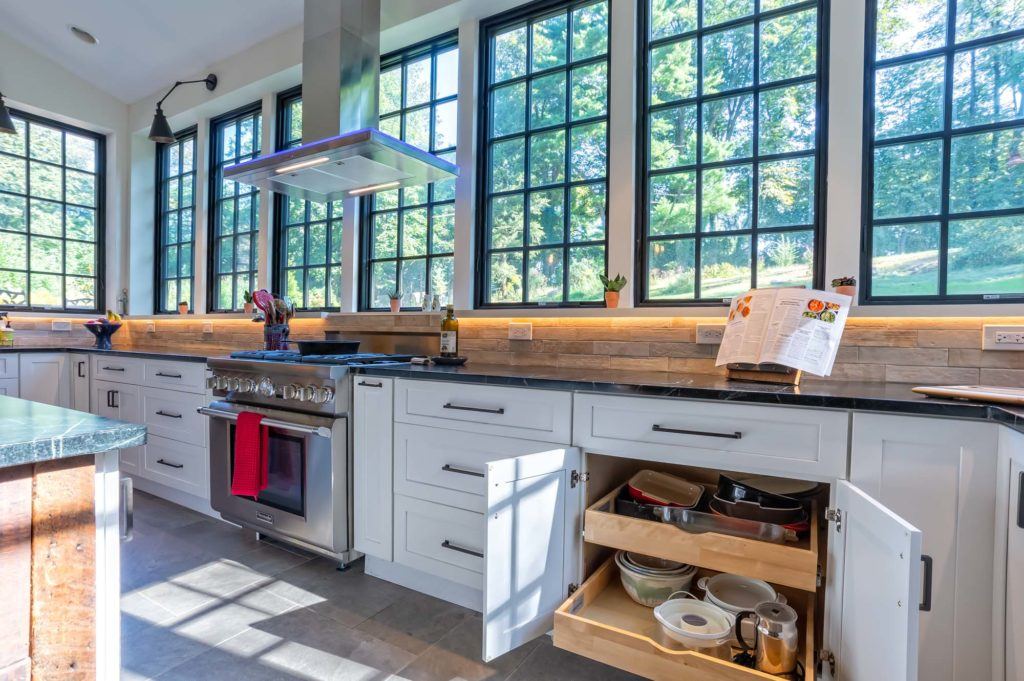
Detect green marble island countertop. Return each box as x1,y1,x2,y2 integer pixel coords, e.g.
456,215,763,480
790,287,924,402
0,396,147,469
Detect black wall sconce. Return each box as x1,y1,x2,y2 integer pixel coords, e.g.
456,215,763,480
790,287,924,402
148,74,218,143
0,92,16,135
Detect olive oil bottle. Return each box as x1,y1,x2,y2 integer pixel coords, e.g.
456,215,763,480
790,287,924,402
440,304,458,358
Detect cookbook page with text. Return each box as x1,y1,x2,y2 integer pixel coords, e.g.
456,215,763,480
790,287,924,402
760,289,851,375
716,289,779,366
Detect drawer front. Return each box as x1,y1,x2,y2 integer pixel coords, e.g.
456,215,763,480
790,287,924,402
142,387,206,446
0,377,19,396
92,355,144,384
145,360,207,393
140,435,207,498
395,423,571,512
395,379,572,442
0,354,18,378
574,394,849,481
394,494,484,589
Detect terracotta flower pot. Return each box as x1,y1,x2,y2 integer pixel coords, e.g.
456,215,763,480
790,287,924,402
605,290,620,308
835,284,856,299
178,303,189,315
244,302,254,315
389,299,401,313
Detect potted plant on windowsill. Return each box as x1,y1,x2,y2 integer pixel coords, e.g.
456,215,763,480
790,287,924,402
177,301,189,315
242,290,255,315
831,276,857,300
600,274,628,309
388,289,402,313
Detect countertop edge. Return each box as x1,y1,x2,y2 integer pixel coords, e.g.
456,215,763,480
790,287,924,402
0,346,211,363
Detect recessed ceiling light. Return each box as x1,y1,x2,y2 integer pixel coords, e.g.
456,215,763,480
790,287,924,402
69,26,98,45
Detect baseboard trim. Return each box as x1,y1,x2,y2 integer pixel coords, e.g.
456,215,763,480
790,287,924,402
365,556,482,612
129,476,216,518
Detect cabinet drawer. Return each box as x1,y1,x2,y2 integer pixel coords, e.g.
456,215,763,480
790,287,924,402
92,356,144,384
394,423,571,513
0,377,18,396
142,387,206,446
394,494,484,589
0,354,18,378
140,435,207,498
395,379,572,442
574,394,848,481
145,360,207,393
553,558,814,681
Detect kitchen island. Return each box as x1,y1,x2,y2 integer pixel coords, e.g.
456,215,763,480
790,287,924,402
0,396,144,680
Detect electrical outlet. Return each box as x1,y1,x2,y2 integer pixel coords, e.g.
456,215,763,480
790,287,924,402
202,322,214,334
508,322,533,341
145,322,156,333
983,325,1024,350
696,324,726,345
50,320,72,332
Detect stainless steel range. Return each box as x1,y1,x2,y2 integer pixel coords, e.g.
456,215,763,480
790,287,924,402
203,351,412,566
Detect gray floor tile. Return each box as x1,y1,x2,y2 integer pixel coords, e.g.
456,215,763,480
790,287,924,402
355,590,476,656
505,639,646,681
132,491,210,531
394,616,538,681
133,557,272,616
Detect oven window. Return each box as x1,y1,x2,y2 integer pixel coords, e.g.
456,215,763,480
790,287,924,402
229,425,306,517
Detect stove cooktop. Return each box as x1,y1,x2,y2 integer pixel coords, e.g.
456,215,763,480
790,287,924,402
228,350,415,366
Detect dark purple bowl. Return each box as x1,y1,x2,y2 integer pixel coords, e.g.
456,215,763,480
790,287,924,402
83,322,122,350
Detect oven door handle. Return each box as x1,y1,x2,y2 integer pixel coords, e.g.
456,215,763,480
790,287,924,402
197,407,333,438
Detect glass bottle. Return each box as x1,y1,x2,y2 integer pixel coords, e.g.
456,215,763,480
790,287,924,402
440,304,459,358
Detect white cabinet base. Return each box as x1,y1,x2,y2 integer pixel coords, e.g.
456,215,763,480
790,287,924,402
365,555,483,612
130,475,216,518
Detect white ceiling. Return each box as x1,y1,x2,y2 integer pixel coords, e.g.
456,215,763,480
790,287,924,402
0,0,304,103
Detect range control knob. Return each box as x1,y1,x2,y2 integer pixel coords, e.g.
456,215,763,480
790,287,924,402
301,385,318,402
227,377,241,392
312,386,334,404
283,384,302,400
237,378,256,394
257,377,276,397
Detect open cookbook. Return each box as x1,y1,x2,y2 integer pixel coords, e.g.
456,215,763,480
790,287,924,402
715,288,852,377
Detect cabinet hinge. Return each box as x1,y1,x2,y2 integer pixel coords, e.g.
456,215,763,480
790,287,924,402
825,507,842,533
567,583,579,597
816,564,823,588
817,650,836,677
570,470,590,488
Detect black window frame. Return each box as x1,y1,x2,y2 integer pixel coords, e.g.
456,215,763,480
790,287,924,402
860,0,1024,305
359,30,460,311
474,0,612,309
0,108,106,313
154,125,197,314
634,0,830,307
272,86,345,311
206,101,263,313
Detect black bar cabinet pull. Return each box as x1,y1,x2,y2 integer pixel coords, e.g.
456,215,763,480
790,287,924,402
155,371,182,379
157,459,184,469
1018,472,1024,530
77,361,86,378
652,424,742,440
358,381,383,388
111,390,119,408
103,366,126,372
106,390,113,408
156,410,182,419
443,403,505,415
441,539,483,558
920,555,933,612
442,464,485,478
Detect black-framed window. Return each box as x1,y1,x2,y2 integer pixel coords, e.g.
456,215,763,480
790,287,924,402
637,0,826,305
155,128,196,313
208,104,261,312
863,0,1024,303
477,0,610,307
0,110,104,311
274,90,344,311
362,33,458,310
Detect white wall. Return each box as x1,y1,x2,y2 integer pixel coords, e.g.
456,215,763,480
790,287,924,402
0,34,130,315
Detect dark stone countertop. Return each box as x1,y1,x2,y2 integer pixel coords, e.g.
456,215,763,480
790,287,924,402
0,395,147,468
354,362,1024,427
0,346,211,363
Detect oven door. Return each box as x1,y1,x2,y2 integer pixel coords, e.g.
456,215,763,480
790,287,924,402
203,401,348,554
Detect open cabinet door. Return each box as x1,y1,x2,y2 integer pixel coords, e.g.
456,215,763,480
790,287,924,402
483,447,582,662
835,480,922,681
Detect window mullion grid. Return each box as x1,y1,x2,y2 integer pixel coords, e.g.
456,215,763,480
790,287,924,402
750,3,762,291
693,0,705,300
937,0,958,298
24,132,32,308
562,7,575,305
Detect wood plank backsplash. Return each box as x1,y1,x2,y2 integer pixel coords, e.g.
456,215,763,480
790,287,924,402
7,314,1024,384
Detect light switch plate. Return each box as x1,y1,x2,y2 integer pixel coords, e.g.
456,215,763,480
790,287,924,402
50,320,72,332
983,325,1024,350
145,322,156,333
696,324,726,345
508,322,533,340
202,322,214,334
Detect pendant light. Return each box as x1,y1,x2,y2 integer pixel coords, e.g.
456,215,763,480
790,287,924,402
148,74,217,143
0,93,16,135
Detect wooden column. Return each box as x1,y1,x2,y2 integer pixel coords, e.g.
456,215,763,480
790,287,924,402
0,466,32,681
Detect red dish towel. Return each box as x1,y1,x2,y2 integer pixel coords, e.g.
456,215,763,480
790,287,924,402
231,412,269,498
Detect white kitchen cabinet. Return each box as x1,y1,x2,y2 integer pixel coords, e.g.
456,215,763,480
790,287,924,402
0,378,18,396
70,353,90,411
353,376,394,561
1002,427,1024,681
851,413,998,681
19,353,70,407
0,353,19,379
93,379,143,476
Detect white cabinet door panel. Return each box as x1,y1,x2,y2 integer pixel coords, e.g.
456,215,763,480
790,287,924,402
70,353,90,412
93,379,143,474
0,353,18,378
353,377,394,561
19,353,69,406
1005,430,1024,681
0,377,18,397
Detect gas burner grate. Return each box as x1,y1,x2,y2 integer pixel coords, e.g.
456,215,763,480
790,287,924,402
300,353,415,366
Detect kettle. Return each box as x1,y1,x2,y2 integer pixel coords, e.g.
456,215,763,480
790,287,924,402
735,601,799,675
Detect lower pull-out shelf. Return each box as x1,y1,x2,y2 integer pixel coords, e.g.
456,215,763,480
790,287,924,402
554,558,814,681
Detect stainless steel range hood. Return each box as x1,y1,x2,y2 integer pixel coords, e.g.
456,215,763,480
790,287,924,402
224,0,457,203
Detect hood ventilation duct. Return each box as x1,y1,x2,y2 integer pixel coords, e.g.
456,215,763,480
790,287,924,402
223,0,457,202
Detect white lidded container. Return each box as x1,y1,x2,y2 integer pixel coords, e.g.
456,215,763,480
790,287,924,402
653,591,734,660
